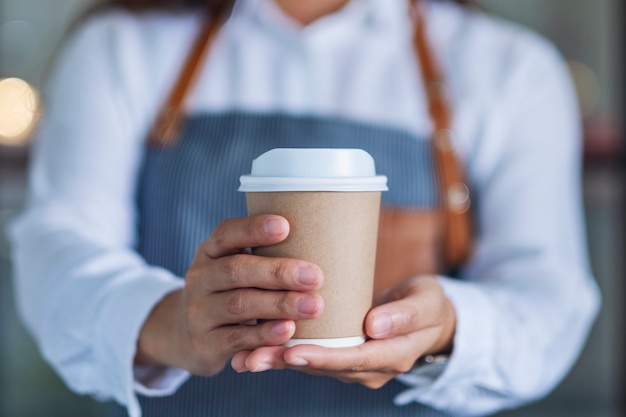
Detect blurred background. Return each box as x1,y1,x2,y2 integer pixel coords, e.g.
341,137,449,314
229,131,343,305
0,0,623,416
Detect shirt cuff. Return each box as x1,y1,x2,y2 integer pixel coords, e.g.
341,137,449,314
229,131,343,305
134,365,191,397
395,276,496,412
93,268,186,417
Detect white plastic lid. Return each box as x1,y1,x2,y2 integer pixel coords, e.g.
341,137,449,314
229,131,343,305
239,148,388,192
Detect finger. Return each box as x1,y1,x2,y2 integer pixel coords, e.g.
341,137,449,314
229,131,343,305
233,345,290,373
231,350,252,373
283,337,421,374
203,215,290,258
205,254,323,293
212,320,296,362
209,289,324,325
283,332,435,376
365,279,445,339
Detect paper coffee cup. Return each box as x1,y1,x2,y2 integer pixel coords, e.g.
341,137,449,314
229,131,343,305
239,149,387,348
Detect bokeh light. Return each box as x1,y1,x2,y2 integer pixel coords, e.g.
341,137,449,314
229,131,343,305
0,77,40,146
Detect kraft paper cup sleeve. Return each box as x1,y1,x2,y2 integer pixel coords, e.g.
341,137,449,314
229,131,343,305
247,191,381,343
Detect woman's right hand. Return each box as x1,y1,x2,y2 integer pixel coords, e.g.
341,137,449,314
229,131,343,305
135,215,324,376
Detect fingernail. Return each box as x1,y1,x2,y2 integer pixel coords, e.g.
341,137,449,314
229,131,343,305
264,218,286,237
296,296,320,315
252,362,272,373
289,356,309,367
234,365,249,373
296,267,320,287
272,320,295,337
372,313,392,337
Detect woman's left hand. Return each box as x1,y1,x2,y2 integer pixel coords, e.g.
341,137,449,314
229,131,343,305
231,275,456,388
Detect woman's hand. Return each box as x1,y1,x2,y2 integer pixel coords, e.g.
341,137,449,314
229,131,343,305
135,215,324,376
232,276,456,388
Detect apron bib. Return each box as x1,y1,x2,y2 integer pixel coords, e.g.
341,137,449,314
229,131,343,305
105,111,452,417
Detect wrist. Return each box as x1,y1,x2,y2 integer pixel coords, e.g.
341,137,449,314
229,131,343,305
136,289,186,368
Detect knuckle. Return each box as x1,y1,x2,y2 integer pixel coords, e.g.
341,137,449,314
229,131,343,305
397,309,420,332
185,312,206,342
349,356,370,373
222,255,245,286
395,359,414,374
209,225,228,253
185,329,227,377
256,323,275,345
269,259,289,284
225,291,247,316
184,266,200,286
184,302,201,327
181,292,205,326
188,335,209,367
225,326,248,352
275,292,292,315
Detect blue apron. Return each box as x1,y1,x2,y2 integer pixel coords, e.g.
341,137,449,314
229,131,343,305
106,111,451,417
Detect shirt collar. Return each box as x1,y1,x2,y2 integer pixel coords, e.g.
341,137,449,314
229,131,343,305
229,0,409,36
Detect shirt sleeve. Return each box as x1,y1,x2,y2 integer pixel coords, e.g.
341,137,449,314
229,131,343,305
7,14,190,417
393,33,601,415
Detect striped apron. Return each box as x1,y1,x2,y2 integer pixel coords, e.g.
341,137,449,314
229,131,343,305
106,111,451,417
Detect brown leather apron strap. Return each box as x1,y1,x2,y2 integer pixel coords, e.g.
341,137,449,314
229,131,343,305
147,5,229,147
410,0,473,267
148,0,474,270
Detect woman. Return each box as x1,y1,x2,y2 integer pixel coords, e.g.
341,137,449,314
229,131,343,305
9,0,600,416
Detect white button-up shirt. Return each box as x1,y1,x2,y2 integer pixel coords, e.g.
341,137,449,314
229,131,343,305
8,0,600,416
